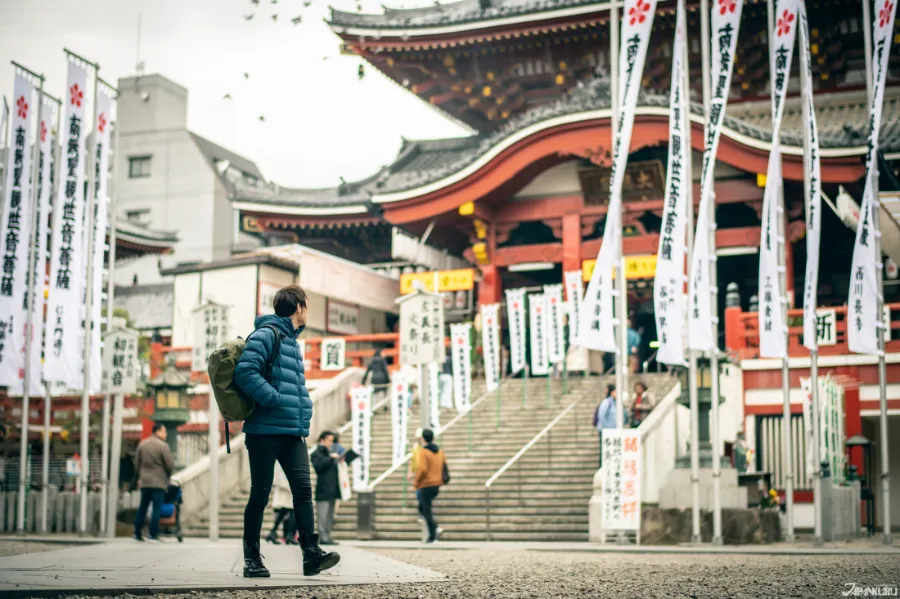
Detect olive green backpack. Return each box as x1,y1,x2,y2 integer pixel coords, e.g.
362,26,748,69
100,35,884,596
207,324,283,452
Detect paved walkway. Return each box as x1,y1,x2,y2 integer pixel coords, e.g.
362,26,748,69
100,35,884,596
0,539,445,597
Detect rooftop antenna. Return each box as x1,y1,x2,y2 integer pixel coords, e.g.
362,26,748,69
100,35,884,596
135,14,145,75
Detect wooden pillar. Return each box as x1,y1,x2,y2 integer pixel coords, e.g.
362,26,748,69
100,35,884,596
562,214,581,297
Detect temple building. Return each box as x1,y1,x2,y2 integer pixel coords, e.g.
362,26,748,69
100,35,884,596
224,0,900,344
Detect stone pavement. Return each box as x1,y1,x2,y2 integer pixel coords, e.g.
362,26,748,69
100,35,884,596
0,538,445,597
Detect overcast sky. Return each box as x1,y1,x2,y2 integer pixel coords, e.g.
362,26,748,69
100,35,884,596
0,0,469,187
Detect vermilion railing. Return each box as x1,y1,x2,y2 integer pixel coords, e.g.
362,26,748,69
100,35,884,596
724,302,900,360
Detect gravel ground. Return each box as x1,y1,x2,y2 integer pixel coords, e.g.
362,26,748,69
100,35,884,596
0,541,78,557
33,547,900,599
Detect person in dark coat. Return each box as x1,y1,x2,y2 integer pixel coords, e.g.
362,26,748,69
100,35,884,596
234,285,339,578
363,349,390,398
310,430,342,545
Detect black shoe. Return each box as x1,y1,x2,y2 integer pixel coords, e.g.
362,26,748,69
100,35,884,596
243,539,271,578
302,533,340,576
285,537,299,546
132,534,144,542
265,533,279,544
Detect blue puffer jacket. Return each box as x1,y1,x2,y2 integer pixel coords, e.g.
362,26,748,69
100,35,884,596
234,315,312,437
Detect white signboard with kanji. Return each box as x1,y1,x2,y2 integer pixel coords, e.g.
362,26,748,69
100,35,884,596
102,327,139,395
192,302,230,372
327,299,360,335
399,292,444,367
320,337,346,371
814,309,837,346
601,429,641,532
351,385,372,491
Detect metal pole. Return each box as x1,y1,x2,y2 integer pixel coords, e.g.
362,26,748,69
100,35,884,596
17,71,45,535
105,393,123,537
546,370,552,408
100,86,120,533
99,395,110,532
496,383,501,429
523,364,528,406
862,0,891,545
79,65,100,536
610,0,626,434
682,0,710,544
209,390,221,541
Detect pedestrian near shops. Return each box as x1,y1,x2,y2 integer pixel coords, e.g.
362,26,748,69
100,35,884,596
630,381,655,428
414,428,447,544
310,430,342,545
363,348,390,401
234,285,340,578
593,385,618,469
133,423,175,542
265,466,297,545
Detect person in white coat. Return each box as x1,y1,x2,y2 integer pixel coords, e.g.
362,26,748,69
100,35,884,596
265,466,297,544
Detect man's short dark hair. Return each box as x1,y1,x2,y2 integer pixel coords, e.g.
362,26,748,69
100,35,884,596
274,285,308,317
422,429,434,443
152,423,165,434
318,430,335,443
607,384,616,396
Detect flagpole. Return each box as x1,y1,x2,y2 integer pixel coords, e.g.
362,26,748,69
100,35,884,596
41,92,62,536
610,0,625,435
16,65,45,535
692,0,711,546
862,0,892,546
798,6,823,547
78,58,101,536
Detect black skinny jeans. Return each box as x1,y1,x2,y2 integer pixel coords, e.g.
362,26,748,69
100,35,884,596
244,434,315,546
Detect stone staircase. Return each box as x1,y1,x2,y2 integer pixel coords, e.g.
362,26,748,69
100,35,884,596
185,372,679,542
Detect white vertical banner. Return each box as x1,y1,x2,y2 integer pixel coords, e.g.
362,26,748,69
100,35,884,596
601,429,641,531
579,0,658,351
529,294,550,376
0,97,8,148
390,370,408,468
320,337,346,371
688,0,743,351
563,271,583,347
799,3,823,351
428,361,441,431
450,323,472,412
13,96,55,396
848,0,897,355
505,288,527,374
351,385,372,491
758,0,799,359
87,85,113,393
0,73,35,386
653,0,690,367
45,59,89,385
544,284,565,364
480,303,501,392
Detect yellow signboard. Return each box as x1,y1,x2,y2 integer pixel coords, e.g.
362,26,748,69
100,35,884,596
581,255,657,282
400,268,475,295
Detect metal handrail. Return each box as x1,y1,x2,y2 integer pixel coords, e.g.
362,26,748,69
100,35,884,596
483,394,586,540
368,376,511,489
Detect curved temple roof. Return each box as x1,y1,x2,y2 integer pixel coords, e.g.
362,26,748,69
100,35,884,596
231,78,899,212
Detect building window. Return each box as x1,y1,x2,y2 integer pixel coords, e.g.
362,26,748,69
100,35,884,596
125,208,151,225
128,155,152,178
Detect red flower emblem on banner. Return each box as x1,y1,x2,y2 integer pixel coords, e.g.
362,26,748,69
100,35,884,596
357,401,366,411
97,112,107,133
16,95,28,119
487,318,493,326
880,0,895,28
776,9,794,37
40,121,47,143
69,83,84,107
396,384,403,392
536,306,542,314
513,302,520,310
627,0,651,25
457,337,465,345
550,297,557,305
718,0,737,15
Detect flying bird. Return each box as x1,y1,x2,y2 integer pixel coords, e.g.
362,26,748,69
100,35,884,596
291,15,302,24
258,115,266,122
244,13,255,20
303,0,312,5
271,13,278,21
272,0,278,3
322,56,329,61
222,93,232,100
251,0,259,4
244,72,250,79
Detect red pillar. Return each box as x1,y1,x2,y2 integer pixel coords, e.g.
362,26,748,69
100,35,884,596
724,305,743,352
478,222,502,305
562,213,581,298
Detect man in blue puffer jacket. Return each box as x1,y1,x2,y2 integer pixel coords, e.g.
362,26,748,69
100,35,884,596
234,285,340,578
